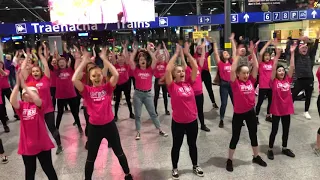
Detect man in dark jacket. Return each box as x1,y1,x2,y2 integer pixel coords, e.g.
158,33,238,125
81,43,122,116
292,33,319,120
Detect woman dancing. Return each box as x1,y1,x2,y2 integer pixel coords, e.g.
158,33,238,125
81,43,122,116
226,34,267,172
267,44,296,160
128,43,168,140
10,73,58,180
166,43,204,179
72,48,133,180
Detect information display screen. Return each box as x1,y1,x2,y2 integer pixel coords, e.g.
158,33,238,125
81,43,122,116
245,0,319,12
48,0,155,24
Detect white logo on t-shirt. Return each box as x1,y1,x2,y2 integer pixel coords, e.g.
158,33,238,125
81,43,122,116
157,64,165,71
138,72,150,79
277,82,290,91
59,72,70,79
240,84,253,94
263,64,272,71
36,82,43,89
22,108,37,120
224,65,231,72
117,67,127,74
90,90,106,101
178,86,192,96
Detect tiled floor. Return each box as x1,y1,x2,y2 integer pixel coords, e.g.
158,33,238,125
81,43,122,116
1,68,320,180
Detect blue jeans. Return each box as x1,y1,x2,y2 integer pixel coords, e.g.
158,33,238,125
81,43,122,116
133,90,161,131
219,80,233,121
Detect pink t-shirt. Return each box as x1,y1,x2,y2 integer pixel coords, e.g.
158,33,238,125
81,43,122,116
50,70,56,87
0,70,10,89
167,81,197,123
186,66,203,95
134,67,153,91
0,89,2,104
15,101,54,155
258,60,274,89
81,83,115,125
55,68,77,99
26,75,54,114
154,61,167,78
317,68,320,91
218,61,232,82
231,76,256,113
129,68,134,77
270,76,294,116
115,64,129,85
194,52,209,71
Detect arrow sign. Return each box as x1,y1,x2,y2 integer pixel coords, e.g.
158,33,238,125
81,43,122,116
312,10,317,18
243,14,249,22
205,17,210,22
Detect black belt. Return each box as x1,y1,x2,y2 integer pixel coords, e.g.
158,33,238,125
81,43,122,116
136,89,151,93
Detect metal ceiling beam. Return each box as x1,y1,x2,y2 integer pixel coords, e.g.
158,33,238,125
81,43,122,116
13,0,45,22
160,0,178,16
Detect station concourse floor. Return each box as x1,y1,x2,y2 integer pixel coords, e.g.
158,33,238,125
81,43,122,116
1,67,320,180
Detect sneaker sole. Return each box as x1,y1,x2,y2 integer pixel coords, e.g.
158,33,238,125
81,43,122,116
194,173,204,177
2,161,9,164
172,176,179,180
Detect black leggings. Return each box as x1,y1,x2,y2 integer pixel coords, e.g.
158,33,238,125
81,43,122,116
129,76,135,92
83,107,90,137
45,112,61,146
22,150,58,180
114,80,133,116
1,88,17,117
56,97,81,129
171,119,198,169
0,104,7,127
229,109,258,149
85,121,130,179
269,115,291,148
0,138,4,154
195,94,205,127
201,70,216,104
50,87,56,111
292,78,313,112
256,88,272,115
154,78,169,112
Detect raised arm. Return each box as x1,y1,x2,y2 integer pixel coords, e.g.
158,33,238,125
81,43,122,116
162,41,170,62
213,40,221,64
259,39,272,62
20,50,30,80
288,44,297,78
72,51,90,93
128,43,138,70
184,42,198,82
147,43,158,70
100,47,119,87
165,44,181,85
38,44,50,78
179,45,187,69
230,33,237,58
198,42,206,68
271,47,282,80
230,50,240,82
121,41,129,60
10,73,20,109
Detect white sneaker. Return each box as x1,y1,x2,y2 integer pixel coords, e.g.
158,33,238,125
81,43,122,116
304,112,311,120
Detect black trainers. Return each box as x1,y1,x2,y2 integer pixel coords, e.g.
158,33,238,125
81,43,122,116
165,110,170,115
1,156,8,164
267,150,274,160
124,174,133,180
212,103,219,109
4,126,10,133
129,113,135,119
56,145,63,155
252,155,267,167
256,117,260,125
219,120,224,128
226,159,233,172
172,169,179,179
78,127,83,134
193,166,204,177
14,114,20,120
265,116,272,122
282,148,295,158
201,125,210,132
73,122,77,126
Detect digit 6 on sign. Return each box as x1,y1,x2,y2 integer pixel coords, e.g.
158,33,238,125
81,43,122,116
265,14,270,20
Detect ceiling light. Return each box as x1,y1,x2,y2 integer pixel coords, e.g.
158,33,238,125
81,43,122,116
167,12,171,15
232,3,236,5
